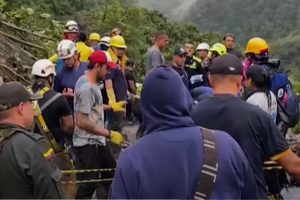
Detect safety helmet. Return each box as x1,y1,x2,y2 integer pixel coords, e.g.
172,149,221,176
196,43,210,51
110,35,127,49
209,43,227,56
64,20,79,33
99,36,111,46
245,37,269,55
57,40,77,59
31,59,56,77
89,33,101,42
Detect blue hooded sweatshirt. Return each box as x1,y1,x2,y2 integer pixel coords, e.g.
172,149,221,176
110,67,258,199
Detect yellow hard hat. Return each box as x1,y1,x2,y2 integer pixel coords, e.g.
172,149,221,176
245,37,269,55
110,35,127,49
210,43,227,56
89,33,101,42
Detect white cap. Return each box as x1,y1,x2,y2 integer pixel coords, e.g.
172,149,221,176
31,59,56,77
196,43,210,51
57,40,77,59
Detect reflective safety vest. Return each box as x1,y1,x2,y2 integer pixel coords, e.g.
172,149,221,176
29,87,63,152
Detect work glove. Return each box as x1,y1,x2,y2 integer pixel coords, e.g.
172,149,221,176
107,88,116,104
109,131,124,146
110,101,127,112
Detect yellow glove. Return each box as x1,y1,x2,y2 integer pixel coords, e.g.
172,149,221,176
107,88,116,104
110,131,124,146
111,101,127,112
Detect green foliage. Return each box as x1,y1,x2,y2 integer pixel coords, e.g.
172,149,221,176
71,2,221,81
1,0,222,81
185,0,300,44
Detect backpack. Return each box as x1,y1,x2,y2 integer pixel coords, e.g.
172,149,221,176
271,71,299,127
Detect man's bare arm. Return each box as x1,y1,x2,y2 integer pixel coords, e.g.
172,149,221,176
75,112,110,137
276,149,300,181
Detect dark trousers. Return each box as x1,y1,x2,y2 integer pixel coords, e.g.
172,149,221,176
74,144,116,199
106,111,123,132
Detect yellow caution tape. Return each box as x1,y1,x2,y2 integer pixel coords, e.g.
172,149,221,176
264,161,278,165
60,178,113,184
263,166,283,170
61,168,115,174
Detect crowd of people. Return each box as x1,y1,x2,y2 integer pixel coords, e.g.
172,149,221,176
0,19,300,200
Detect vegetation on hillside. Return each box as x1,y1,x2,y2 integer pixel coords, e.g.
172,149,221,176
0,0,221,81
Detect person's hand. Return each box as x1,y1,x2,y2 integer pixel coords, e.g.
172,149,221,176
62,88,74,97
110,101,127,112
109,131,124,145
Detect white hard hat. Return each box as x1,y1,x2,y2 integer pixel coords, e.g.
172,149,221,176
57,40,77,59
196,43,210,51
64,20,79,33
99,36,111,46
31,59,56,77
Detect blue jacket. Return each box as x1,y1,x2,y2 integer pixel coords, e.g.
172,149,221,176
110,67,258,199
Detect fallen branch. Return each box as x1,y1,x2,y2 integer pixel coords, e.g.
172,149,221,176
0,20,56,41
0,63,31,85
0,29,47,52
20,47,38,61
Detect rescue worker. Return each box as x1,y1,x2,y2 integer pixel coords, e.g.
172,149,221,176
49,20,79,64
31,59,74,149
0,82,63,199
63,20,80,41
223,33,243,59
98,36,111,51
243,37,270,79
195,42,210,60
243,37,292,199
184,42,208,90
88,32,101,50
73,50,124,199
202,43,227,71
54,40,88,110
105,35,128,132
76,32,94,62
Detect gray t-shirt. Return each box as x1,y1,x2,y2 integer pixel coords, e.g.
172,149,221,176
145,45,165,72
73,75,106,146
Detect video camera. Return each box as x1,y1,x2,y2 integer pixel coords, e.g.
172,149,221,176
268,58,281,69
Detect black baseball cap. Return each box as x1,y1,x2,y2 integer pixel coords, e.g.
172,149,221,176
0,82,41,112
174,47,187,56
209,54,243,75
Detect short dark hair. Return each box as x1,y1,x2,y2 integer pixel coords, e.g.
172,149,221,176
126,59,134,67
223,33,235,41
79,32,87,42
87,62,95,70
154,31,168,40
